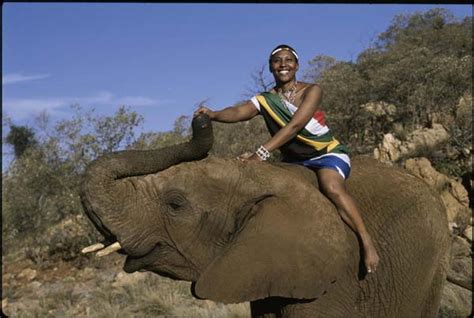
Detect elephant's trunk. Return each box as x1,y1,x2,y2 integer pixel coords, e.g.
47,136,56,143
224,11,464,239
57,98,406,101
80,114,213,249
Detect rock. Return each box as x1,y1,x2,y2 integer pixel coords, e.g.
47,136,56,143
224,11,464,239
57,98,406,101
449,180,470,206
456,94,472,121
79,267,95,280
462,226,472,243
98,270,116,283
3,273,14,282
448,246,472,290
373,133,402,163
361,101,397,118
446,234,472,302
29,281,42,289
404,158,471,224
448,257,472,285
374,124,449,164
409,123,449,151
2,298,8,311
441,191,471,224
448,222,459,233
451,235,471,258
112,271,148,287
18,268,37,282
439,280,472,317
404,157,448,191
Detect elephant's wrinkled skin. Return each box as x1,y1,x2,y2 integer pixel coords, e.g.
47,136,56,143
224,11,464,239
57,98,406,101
80,114,450,318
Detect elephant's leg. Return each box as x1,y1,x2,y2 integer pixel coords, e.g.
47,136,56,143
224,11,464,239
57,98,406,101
420,266,449,317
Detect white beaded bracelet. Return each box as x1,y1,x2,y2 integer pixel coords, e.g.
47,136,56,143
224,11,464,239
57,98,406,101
256,145,271,161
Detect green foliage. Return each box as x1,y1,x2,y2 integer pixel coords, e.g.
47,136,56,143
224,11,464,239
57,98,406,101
130,115,191,150
50,104,144,173
302,55,337,83
5,125,38,158
375,9,471,57
3,148,74,237
303,9,472,175
23,215,100,268
2,105,143,251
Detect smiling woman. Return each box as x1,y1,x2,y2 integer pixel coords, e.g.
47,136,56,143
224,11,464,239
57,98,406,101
194,44,380,274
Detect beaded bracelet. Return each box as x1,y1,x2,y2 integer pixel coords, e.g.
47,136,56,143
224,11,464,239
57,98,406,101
256,145,271,161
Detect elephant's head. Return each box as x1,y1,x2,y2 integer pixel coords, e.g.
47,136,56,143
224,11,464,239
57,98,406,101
80,114,353,304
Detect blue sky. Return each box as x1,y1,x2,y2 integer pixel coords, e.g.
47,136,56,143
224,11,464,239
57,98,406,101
2,3,472,168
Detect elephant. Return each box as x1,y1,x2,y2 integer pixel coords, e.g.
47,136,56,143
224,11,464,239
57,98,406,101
80,114,451,318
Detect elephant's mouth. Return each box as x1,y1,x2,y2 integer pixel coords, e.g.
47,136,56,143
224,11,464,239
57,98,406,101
123,243,163,273
123,242,196,281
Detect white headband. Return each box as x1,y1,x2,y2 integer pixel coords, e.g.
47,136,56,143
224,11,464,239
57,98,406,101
270,47,299,60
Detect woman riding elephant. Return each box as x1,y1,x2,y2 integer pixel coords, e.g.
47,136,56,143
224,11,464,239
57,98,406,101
81,113,450,317
194,44,380,274
80,44,450,318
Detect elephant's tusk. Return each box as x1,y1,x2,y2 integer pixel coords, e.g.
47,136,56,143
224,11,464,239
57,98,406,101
96,242,122,257
81,243,105,254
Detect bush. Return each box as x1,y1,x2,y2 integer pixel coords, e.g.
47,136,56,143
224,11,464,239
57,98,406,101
301,9,471,181
3,105,143,254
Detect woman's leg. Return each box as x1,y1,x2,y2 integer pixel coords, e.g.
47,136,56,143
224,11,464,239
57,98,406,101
316,168,380,273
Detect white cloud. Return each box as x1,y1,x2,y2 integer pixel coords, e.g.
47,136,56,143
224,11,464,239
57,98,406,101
2,73,50,85
116,96,157,106
82,91,114,104
2,91,166,120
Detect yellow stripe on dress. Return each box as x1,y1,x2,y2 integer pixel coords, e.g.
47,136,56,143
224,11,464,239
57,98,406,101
256,95,339,151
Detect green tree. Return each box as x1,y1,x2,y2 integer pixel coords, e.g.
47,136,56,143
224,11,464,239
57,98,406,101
304,8,472,158
5,125,38,158
3,105,144,247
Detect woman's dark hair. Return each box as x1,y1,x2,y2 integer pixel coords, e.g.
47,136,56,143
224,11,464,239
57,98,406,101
269,44,299,63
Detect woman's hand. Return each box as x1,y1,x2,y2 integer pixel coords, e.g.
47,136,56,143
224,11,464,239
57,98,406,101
194,106,216,119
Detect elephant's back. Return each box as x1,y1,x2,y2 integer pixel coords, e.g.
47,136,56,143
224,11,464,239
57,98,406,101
347,156,450,317
348,155,447,226
348,155,449,255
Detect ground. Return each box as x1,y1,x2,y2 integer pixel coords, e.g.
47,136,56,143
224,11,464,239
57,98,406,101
2,250,250,317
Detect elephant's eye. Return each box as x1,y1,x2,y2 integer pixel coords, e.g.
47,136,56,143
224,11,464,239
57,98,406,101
169,202,182,210
165,190,187,213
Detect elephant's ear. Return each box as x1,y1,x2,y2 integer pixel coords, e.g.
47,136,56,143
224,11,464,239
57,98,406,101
194,196,351,304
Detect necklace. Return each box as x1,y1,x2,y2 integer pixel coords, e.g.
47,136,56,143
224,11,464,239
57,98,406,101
277,80,298,105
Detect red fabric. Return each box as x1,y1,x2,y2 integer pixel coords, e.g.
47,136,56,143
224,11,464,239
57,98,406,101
313,111,326,126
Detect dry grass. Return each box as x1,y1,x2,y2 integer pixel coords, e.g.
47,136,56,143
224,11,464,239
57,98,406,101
86,273,250,318
3,253,250,318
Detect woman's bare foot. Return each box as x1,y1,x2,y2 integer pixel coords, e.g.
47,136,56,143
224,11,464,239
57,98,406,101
364,241,380,273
